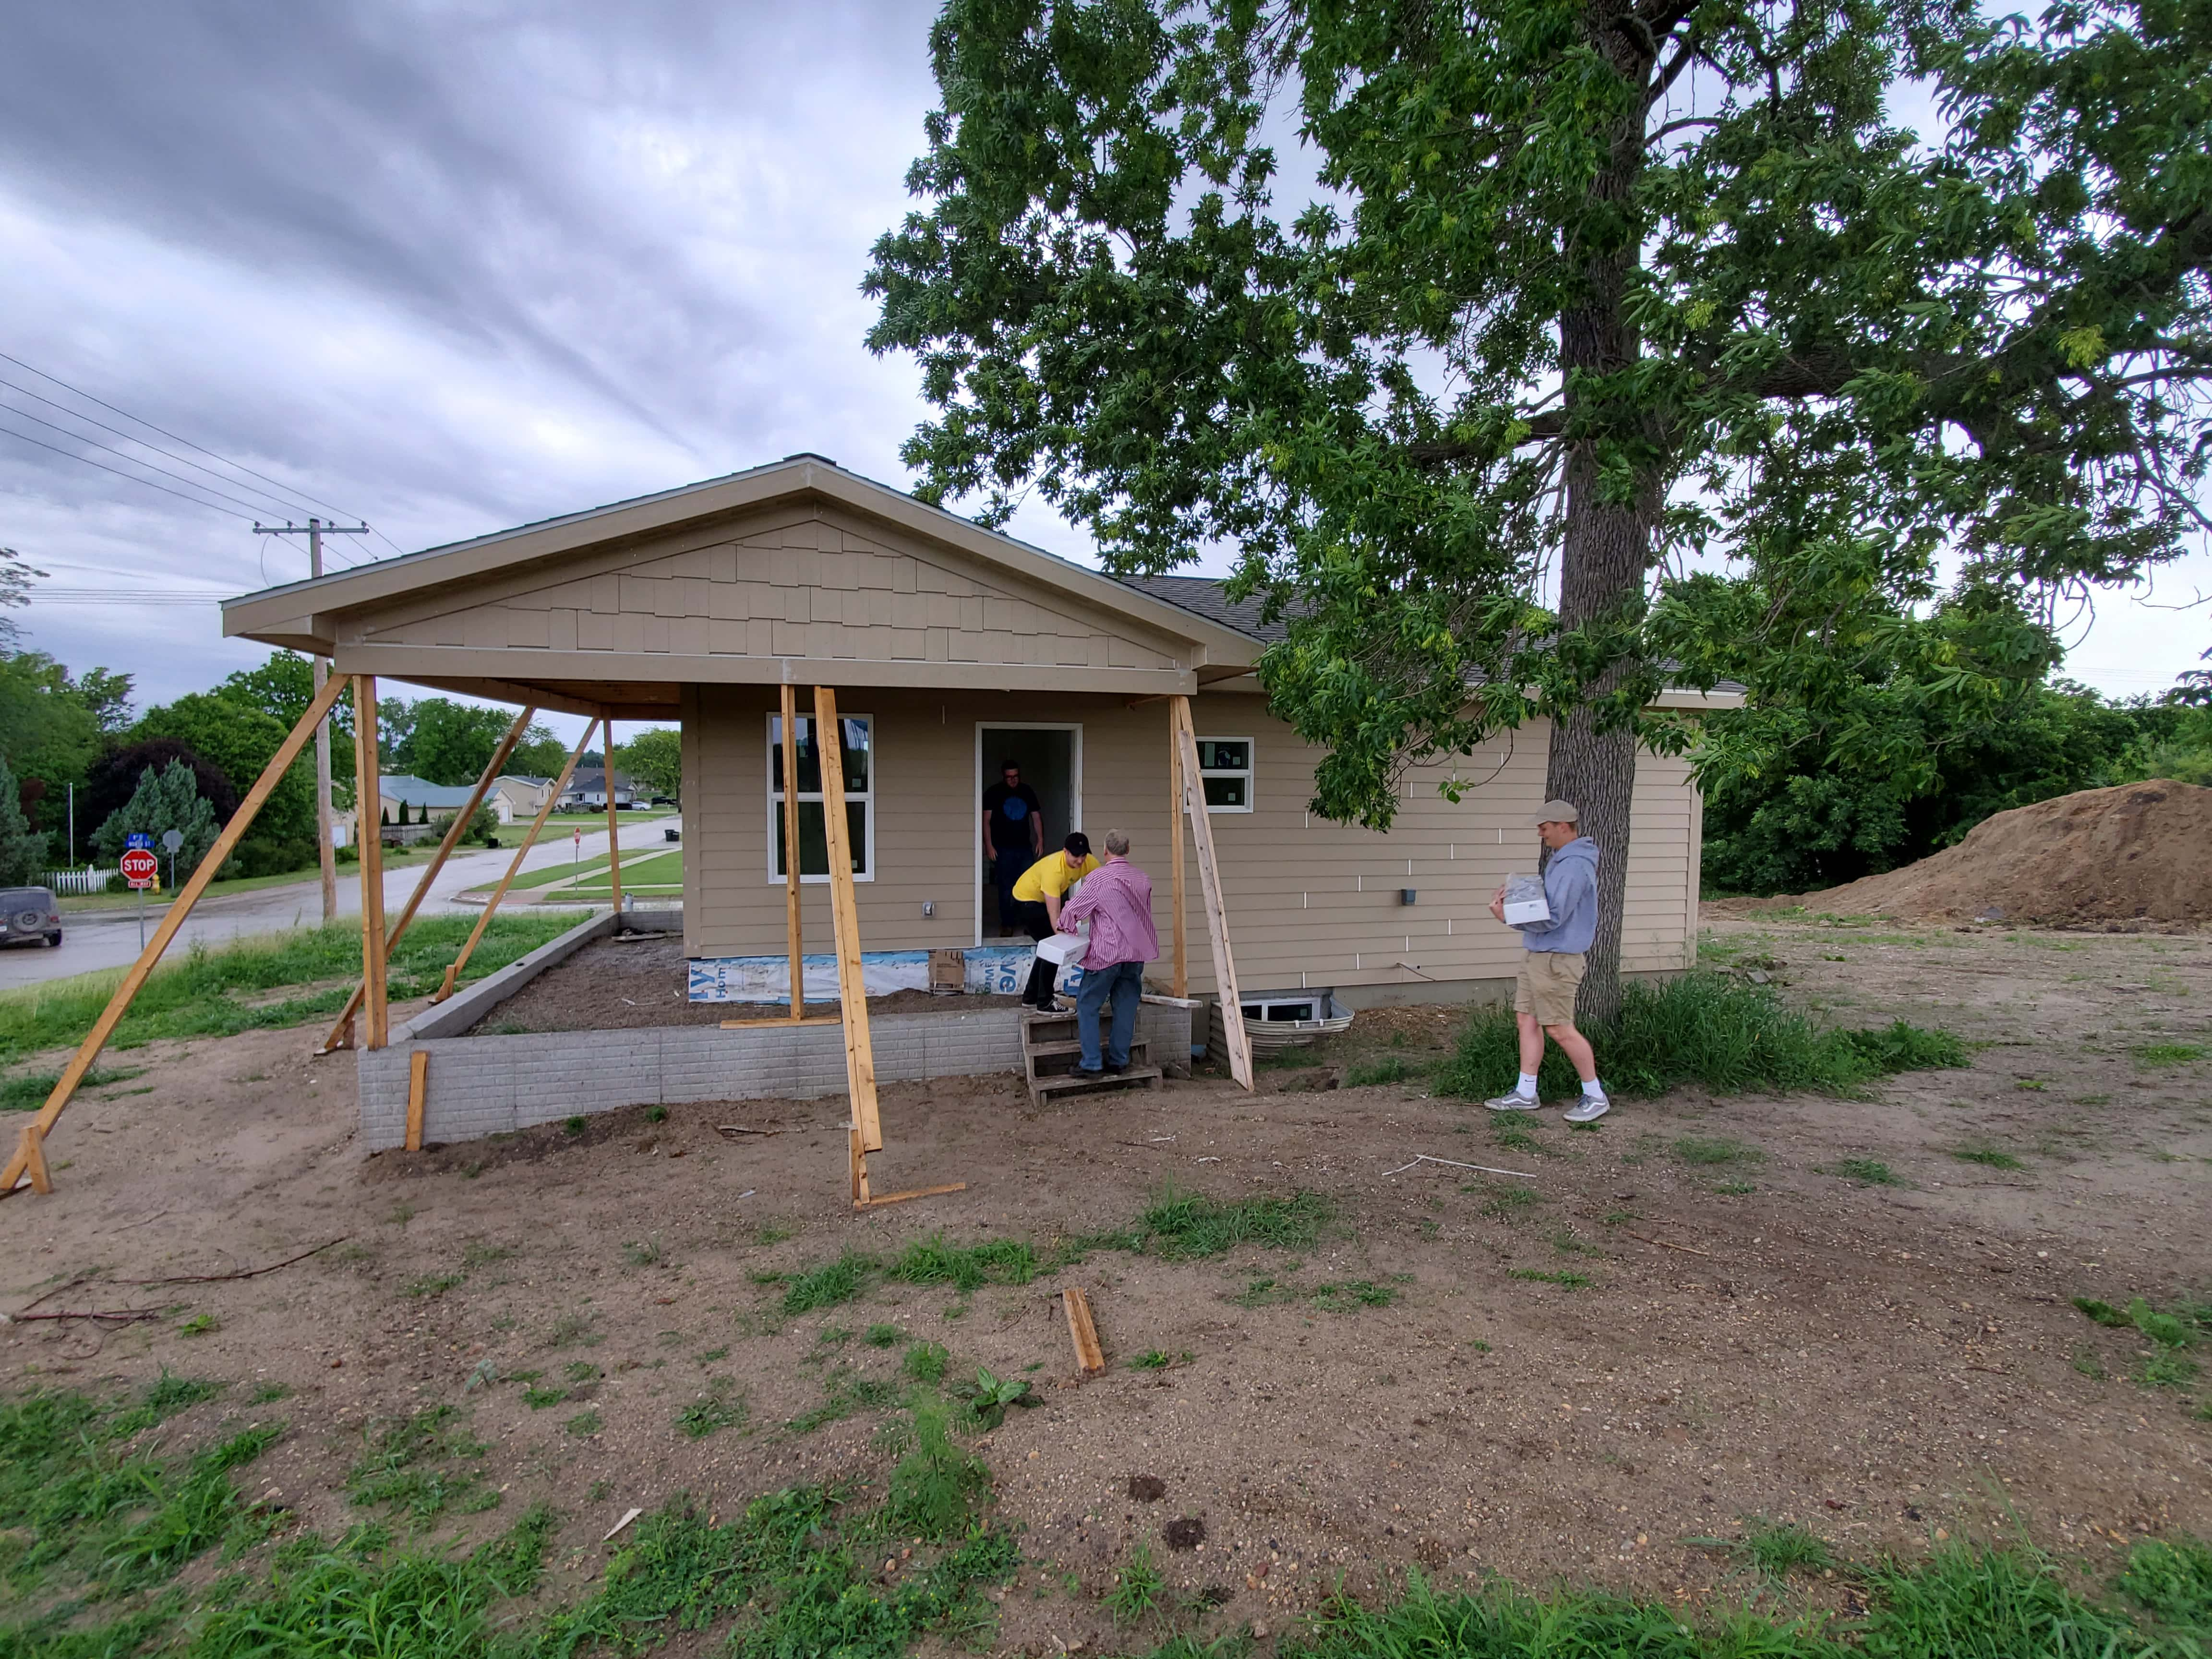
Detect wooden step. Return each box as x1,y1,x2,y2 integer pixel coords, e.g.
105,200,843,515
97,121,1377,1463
1026,1038,1150,1061
1031,1065,1164,1097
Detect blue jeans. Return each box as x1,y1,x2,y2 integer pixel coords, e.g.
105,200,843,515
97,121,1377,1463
1075,959,1144,1070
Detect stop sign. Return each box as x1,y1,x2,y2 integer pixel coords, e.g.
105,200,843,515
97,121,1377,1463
120,848,160,889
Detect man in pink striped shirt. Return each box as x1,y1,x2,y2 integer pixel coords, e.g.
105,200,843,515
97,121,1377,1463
1055,828,1158,1075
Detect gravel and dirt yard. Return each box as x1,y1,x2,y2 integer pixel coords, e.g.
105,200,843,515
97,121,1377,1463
3,911,2208,1654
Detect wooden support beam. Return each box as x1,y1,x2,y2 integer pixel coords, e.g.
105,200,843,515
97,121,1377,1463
780,682,805,1022
1170,696,1253,1090
1,670,349,1196
857,1181,967,1211
1167,702,1188,998
603,711,624,917
404,1051,429,1151
319,705,537,1054
14,1123,52,1196
816,686,883,1168
1063,1286,1106,1376
433,717,600,1001
718,1014,841,1030
353,677,390,1049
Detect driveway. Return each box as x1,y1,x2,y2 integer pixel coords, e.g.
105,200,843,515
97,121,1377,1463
0,820,669,991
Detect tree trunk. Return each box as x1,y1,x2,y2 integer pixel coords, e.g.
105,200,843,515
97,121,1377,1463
1545,2,1664,1026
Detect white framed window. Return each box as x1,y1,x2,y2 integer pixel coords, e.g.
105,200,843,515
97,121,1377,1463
767,713,874,882
1195,736,1253,812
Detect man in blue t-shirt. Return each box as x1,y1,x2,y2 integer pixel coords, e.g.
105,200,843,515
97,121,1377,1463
1485,799,1610,1121
982,760,1045,933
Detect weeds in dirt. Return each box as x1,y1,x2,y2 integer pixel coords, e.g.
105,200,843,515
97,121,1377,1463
1438,972,1965,1102
624,1236,665,1267
107,1369,224,1439
0,914,575,1064
951,1365,1037,1430
1490,1117,1546,1154
865,1323,904,1347
0,1064,142,1110
1688,1517,1835,1582
1674,1135,1761,1166
780,1250,875,1313
522,1383,566,1409
889,1235,1039,1292
2136,1044,2206,1070
1128,1350,1192,1370
2137,1353,2200,1390
1131,1187,1331,1260
1509,1269,1593,1289
565,1410,601,1437
902,1341,951,1384
1716,1179,1759,1194
1953,1146,2027,1170
1823,1157,1903,1185
1474,1181,1543,1219
406,1272,465,1298
1310,1280,1397,1310
177,1312,219,1337
562,1115,587,1136
2072,1345,2110,1380
675,1380,747,1440
789,1365,896,1433
885,1396,991,1539
2120,1534,2212,1633
1109,1541,1166,1625
1346,1054,1422,1087
348,1405,496,1522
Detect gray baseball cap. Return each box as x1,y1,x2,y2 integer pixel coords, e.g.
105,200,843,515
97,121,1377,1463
1530,799,1580,827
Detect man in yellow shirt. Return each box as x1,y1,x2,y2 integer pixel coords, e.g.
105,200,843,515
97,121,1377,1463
1011,832,1099,1008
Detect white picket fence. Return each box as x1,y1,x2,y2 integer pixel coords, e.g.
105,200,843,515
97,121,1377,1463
42,868,116,895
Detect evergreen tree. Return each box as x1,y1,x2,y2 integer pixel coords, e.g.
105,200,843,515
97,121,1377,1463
91,761,218,876
0,754,48,885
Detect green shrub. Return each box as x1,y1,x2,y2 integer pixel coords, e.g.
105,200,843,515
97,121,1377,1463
1438,972,1965,1102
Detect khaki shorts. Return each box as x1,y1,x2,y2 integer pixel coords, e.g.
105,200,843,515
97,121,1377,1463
1514,951,1587,1026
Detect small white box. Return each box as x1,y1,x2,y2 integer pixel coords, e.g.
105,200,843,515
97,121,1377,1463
1035,923,1089,966
1501,873,1551,926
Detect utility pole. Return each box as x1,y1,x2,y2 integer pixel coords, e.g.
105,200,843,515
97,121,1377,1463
254,517,369,923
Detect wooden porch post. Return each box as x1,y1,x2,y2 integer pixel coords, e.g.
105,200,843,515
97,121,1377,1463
780,682,805,1020
1170,695,1253,1090
320,704,536,1053
816,687,882,1167
2,671,349,1194
602,711,624,916
433,717,600,1001
353,676,390,1049
1168,701,1188,998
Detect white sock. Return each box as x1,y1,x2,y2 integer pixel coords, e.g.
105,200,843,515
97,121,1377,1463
1582,1078,1606,1099
1515,1072,1539,1099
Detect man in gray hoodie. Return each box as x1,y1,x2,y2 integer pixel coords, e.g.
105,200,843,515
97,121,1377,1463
1485,800,1609,1121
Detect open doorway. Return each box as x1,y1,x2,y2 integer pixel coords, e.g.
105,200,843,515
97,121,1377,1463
975,724,1081,941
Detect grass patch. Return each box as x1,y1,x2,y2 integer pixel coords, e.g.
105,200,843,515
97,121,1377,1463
1475,1181,1543,1219
864,1323,904,1348
789,1366,896,1434
1310,1280,1397,1310
674,1379,747,1441
1130,1187,1330,1260
346,1404,495,1522
1823,1157,1903,1186
1437,971,1964,1102
1952,1146,2027,1170
1689,1517,1835,1581
1509,1269,1593,1289
1673,1135,1761,1166
0,914,576,1063
1345,1053,1423,1088
2136,1043,2206,1069
780,1250,874,1313
1109,1540,1166,1625
902,1341,951,1384
0,1064,144,1111
887,1235,1038,1292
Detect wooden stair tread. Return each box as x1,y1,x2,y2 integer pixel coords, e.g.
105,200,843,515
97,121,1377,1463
1027,1038,1149,1060
1032,1066,1164,1094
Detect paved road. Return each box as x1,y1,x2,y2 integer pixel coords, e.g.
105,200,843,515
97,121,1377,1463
0,820,675,991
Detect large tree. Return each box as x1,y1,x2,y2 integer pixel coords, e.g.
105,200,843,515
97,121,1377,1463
866,0,2212,1015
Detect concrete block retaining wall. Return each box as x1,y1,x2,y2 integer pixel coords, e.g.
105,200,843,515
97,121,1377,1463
359,908,1192,1152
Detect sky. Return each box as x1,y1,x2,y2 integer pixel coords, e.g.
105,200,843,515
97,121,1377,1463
0,0,2203,749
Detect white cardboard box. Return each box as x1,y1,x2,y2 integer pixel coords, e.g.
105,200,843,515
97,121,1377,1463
1501,873,1551,926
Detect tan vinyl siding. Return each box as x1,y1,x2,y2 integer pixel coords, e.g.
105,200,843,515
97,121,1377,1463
359,504,1186,676
685,686,1701,996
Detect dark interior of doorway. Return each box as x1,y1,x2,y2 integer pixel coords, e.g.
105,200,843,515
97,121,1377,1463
980,726,1076,938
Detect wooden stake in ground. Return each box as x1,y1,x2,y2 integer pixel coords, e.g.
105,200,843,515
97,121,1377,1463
433,718,600,1001
1170,695,1253,1089
1167,702,1188,998
816,686,882,1166
404,1051,430,1152
0,670,349,1196
321,705,536,1053
14,1124,52,1196
781,681,805,1022
1062,1286,1106,1376
603,711,624,917
353,677,390,1049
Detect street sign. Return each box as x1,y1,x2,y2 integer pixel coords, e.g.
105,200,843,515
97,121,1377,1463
120,848,159,889
160,829,184,853
125,831,154,853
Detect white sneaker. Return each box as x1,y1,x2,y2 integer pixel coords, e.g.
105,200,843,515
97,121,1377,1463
1562,1095,1610,1124
1483,1092,1542,1113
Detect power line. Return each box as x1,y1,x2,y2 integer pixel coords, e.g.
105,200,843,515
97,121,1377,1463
0,420,251,519
0,399,289,518
0,348,363,523
0,373,330,523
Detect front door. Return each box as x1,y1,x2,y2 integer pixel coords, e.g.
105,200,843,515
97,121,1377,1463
976,724,1080,940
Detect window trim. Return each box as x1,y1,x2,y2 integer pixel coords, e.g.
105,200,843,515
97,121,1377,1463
1194,735,1254,814
765,711,876,884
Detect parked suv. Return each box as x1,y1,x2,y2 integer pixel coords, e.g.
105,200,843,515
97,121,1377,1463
1,886,62,949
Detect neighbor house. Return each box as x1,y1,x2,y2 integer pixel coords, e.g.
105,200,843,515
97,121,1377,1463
488,774,553,823
222,455,1738,1014
559,767,634,811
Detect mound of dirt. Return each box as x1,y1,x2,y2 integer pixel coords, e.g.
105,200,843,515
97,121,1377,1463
1792,779,2212,928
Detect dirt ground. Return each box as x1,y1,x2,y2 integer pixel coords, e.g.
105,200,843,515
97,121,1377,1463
472,932,1029,1030
5,911,2210,1654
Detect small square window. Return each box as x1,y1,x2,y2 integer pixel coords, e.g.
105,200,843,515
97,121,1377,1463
1196,737,1252,813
